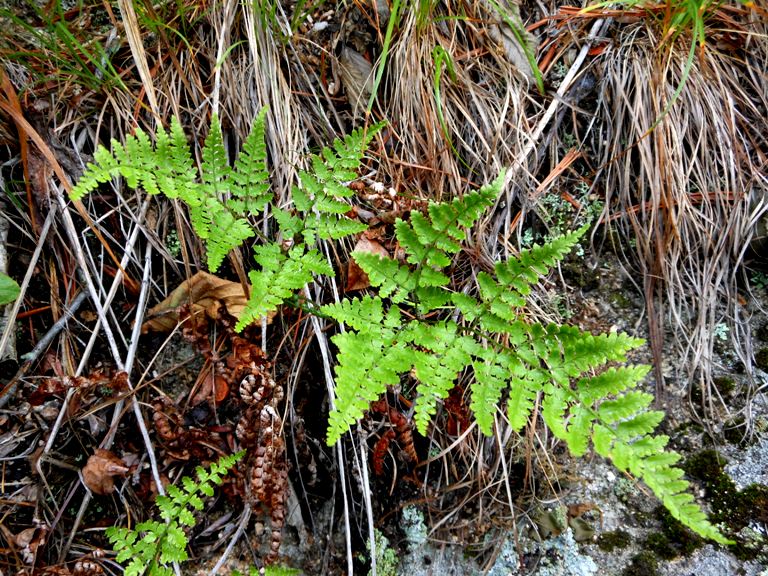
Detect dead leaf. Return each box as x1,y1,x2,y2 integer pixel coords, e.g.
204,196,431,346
142,271,263,333
0,523,47,565
190,373,230,406
81,449,129,495
346,236,390,291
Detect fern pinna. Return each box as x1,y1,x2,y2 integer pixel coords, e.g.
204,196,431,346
71,110,271,272
106,452,243,576
321,171,730,544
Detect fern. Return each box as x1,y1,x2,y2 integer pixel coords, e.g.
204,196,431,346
322,170,731,545
72,110,271,272
234,123,384,330
72,116,729,546
106,451,243,576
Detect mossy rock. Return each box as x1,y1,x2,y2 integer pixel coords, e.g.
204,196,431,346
683,450,768,561
597,529,632,552
622,551,659,576
643,506,703,560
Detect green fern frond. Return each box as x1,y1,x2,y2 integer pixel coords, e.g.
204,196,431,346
470,352,512,434
322,173,729,544
234,123,383,330
106,452,243,576
477,226,587,318
321,295,384,331
292,124,383,245
236,243,332,331
406,322,479,433
71,112,272,272
201,114,233,193
592,426,732,544
397,171,505,270
326,329,413,445
230,108,271,214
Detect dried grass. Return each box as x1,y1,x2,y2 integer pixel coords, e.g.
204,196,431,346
592,15,768,424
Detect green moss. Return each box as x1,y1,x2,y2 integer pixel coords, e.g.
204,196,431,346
682,450,768,561
712,376,736,399
597,529,632,552
645,533,676,560
755,347,768,371
644,506,703,560
609,291,632,310
622,551,659,576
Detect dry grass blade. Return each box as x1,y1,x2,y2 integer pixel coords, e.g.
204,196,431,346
593,19,768,421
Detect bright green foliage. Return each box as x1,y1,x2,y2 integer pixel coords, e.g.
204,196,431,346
322,171,730,545
236,244,333,329
72,112,382,328
234,123,384,331
72,116,728,546
71,110,271,272
106,452,243,576
0,272,20,305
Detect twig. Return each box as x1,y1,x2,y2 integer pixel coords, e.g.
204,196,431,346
0,204,57,361
208,504,252,576
358,425,377,576
47,185,165,562
0,290,87,410
305,287,354,576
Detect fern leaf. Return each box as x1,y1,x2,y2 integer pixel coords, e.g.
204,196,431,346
470,350,516,435
322,295,384,331
203,209,254,272
598,391,654,423
71,129,159,200
497,226,586,292
395,174,501,272
201,114,232,193
614,411,666,440
230,107,271,214
406,322,477,433
353,251,417,303
236,244,332,331
326,332,412,445
506,370,545,431
576,366,651,403
273,207,304,238
314,215,368,241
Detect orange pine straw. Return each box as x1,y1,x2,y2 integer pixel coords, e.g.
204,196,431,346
534,148,583,206
16,306,52,320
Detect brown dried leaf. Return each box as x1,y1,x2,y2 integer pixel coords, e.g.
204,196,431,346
190,373,230,406
0,524,47,565
81,449,129,495
346,236,389,292
142,271,262,333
